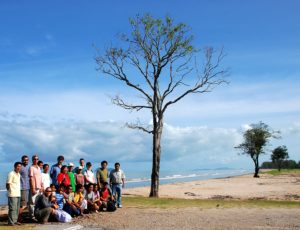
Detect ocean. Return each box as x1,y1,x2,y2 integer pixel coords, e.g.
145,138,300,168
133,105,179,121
0,162,251,205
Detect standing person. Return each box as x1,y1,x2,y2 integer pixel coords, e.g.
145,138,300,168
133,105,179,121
6,162,22,226
84,162,95,185
41,164,51,190
75,166,85,186
57,165,71,188
109,162,125,208
19,155,30,222
96,161,109,189
73,158,86,174
50,155,64,186
29,154,43,218
67,163,76,192
38,161,43,172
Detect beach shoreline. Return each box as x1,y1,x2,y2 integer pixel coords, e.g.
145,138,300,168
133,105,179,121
1,170,300,229
123,170,300,200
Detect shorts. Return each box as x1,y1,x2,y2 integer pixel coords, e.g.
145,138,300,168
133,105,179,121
20,189,29,208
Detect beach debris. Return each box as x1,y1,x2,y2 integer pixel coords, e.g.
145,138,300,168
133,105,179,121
210,195,233,200
184,192,196,196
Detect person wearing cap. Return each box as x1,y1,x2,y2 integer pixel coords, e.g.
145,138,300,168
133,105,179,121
67,163,76,192
75,166,85,186
50,155,64,186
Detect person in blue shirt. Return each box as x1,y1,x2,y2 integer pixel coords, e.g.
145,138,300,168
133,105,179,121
19,155,30,221
50,155,64,186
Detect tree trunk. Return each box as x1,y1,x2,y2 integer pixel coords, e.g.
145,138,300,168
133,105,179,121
149,117,163,197
253,157,260,178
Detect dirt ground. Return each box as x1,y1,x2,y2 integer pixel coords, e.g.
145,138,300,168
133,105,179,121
72,207,300,230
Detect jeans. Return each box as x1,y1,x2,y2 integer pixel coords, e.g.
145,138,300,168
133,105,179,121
8,197,20,224
111,184,122,206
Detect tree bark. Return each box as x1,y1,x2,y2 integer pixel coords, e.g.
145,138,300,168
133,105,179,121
253,157,260,178
149,117,163,197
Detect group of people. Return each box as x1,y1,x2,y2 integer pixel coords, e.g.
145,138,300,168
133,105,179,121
6,155,126,226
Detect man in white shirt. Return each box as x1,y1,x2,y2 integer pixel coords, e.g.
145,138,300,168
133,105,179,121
41,164,51,189
6,162,22,226
109,162,125,208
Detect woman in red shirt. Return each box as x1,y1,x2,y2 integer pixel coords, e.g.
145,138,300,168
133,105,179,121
57,165,71,188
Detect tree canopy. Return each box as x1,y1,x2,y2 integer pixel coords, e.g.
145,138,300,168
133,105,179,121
235,121,280,177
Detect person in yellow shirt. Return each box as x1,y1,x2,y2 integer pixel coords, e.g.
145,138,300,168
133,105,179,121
6,162,22,226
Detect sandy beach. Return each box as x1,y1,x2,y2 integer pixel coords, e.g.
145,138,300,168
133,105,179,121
1,171,300,229
123,172,300,200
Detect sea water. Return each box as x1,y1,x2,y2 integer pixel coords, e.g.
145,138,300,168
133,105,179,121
0,162,251,205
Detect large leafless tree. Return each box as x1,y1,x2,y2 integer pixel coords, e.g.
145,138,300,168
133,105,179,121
95,14,228,197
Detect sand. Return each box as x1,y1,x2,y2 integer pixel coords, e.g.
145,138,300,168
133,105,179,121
1,172,300,229
123,172,300,200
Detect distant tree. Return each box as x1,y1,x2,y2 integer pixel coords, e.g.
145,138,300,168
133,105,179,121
95,14,228,197
235,122,279,178
271,146,289,171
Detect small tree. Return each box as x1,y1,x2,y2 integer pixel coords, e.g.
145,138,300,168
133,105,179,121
95,14,227,197
235,122,279,178
271,146,289,171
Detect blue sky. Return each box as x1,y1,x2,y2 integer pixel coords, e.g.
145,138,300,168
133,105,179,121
0,1,300,171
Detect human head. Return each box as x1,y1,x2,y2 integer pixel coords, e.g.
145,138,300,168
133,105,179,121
32,155,39,165
68,162,74,172
21,155,29,166
87,183,94,192
103,182,108,189
79,158,85,167
77,166,83,174
66,185,73,194
86,162,92,169
75,184,83,193
38,160,43,170
14,162,22,173
43,164,49,173
58,184,65,192
93,183,98,191
50,184,56,192
57,155,64,164
101,160,108,169
44,187,52,198
114,162,120,171
61,165,68,174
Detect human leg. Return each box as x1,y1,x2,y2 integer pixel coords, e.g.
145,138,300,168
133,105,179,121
116,184,122,207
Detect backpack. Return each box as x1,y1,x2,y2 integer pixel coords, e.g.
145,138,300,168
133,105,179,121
107,200,116,212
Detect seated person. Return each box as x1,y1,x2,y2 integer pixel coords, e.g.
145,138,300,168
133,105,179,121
50,183,56,196
73,184,88,213
63,185,81,217
34,187,58,223
85,183,101,212
93,184,102,209
100,182,114,210
55,184,67,210
49,193,72,223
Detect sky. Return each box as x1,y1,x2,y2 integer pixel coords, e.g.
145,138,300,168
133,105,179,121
0,0,300,172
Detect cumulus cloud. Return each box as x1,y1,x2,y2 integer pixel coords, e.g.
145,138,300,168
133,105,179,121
0,113,247,168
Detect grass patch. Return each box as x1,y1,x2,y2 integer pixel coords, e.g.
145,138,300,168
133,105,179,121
123,196,300,209
262,168,300,176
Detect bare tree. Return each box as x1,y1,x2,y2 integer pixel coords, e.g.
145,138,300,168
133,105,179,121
95,14,228,197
